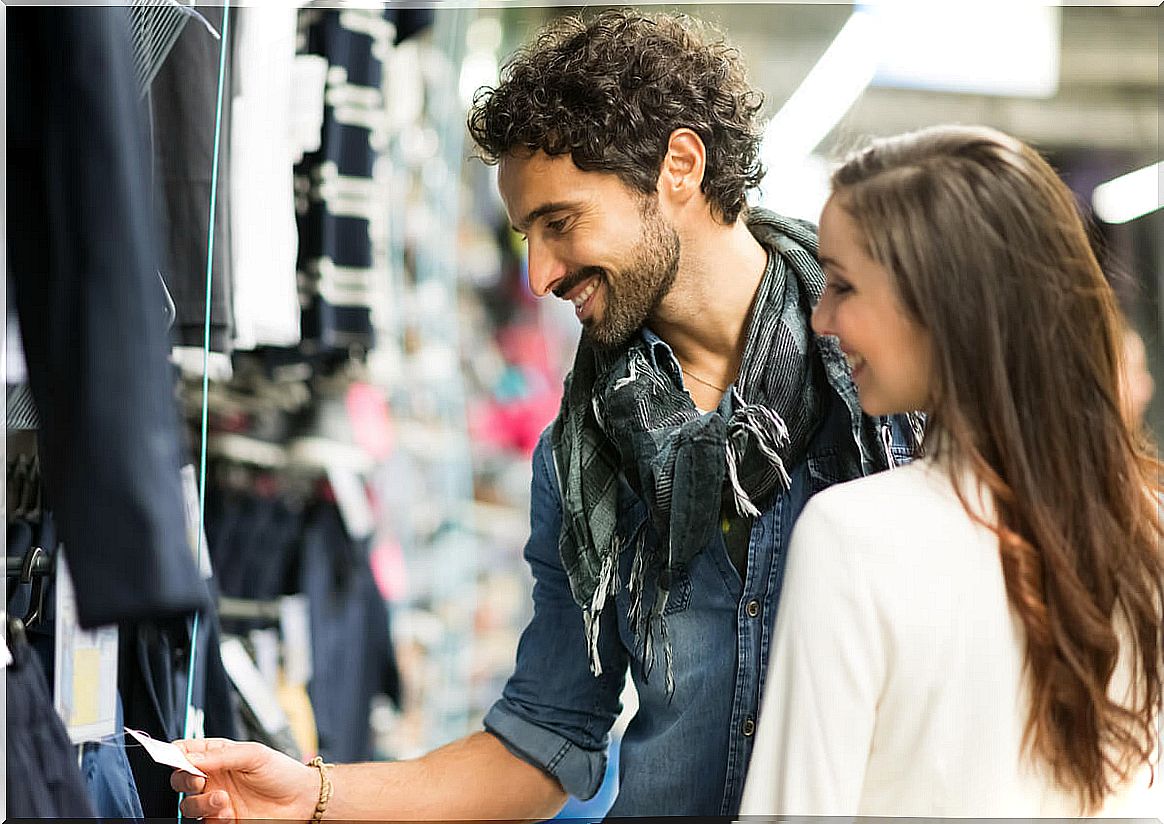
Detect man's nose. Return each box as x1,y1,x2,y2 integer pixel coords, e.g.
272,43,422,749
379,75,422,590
526,237,567,298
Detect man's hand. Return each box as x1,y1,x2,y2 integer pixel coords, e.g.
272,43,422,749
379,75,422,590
170,738,318,821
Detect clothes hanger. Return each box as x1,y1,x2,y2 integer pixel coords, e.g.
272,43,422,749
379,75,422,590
20,545,49,628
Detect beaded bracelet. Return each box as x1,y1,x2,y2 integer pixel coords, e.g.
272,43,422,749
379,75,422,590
307,756,334,823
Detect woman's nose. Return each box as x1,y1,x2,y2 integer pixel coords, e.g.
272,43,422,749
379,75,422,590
811,297,834,338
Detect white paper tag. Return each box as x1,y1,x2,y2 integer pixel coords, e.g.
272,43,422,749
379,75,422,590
181,464,215,580
126,729,208,778
54,553,119,744
326,465,375,540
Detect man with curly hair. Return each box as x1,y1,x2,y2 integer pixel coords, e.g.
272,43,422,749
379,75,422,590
171,9,918,818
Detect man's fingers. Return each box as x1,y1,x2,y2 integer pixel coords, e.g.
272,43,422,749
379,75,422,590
173,737,236,755
178,789,230,819
174,739,267,773
170,770,206,794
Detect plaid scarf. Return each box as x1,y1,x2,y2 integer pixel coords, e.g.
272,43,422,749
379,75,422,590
551,209,851,693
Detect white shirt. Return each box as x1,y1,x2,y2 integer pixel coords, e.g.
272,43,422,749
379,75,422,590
741,458,1162,818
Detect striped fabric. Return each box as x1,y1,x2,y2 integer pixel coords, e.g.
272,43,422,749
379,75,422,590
6,383,41,431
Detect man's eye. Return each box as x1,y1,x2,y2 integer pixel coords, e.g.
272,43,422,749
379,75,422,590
827,281,852,296
546,218,569,233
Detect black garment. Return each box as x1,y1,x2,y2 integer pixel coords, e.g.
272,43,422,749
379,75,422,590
302,501,400,761
119,596,240,817
206,486,302,600
5,628,96,819
7,7,209,627
150,4,235,352
118,617,197,818
388,8,434,43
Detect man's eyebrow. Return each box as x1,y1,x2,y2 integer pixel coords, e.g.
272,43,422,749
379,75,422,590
511,201,579,233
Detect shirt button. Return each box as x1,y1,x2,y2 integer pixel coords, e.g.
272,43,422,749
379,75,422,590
745,599,760,618
742,716,755,737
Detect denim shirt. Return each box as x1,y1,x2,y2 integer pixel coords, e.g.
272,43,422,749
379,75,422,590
484,330,917,817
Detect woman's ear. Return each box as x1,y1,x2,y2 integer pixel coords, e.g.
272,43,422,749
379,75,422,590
657,128,707,209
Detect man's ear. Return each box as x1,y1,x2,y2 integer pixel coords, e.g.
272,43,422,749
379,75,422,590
657,128,707,209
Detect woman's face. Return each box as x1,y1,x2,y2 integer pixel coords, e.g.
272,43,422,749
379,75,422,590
812,196,933,417
1122,328,1155,427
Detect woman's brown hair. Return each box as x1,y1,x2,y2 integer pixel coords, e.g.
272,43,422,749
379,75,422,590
831,125,1163,812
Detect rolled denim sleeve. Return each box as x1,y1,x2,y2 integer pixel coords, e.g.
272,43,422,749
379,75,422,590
483,429,628,801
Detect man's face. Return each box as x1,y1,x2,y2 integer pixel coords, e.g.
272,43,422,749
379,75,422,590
498,151,680,349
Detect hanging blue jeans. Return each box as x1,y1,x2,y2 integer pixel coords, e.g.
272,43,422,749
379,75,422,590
80,696,146,819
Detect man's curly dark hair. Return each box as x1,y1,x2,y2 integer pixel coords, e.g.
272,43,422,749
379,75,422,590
467,9,766,224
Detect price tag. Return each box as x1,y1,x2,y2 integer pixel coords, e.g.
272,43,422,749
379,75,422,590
54,553,119,743
126,729,207,778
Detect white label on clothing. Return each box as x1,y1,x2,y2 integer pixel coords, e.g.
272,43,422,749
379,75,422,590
249,628,280,688
327,465,375,540
54,553,119,743
219,636,291,735
291,55,328,159
1,633,11,668
181,464,215,580
279,594,313,686
126,729,208,778
185,705,205,740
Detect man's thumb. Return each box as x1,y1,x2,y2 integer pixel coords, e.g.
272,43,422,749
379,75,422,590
179,740,266,773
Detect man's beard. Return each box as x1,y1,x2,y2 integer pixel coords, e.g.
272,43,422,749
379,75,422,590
583,202,681,349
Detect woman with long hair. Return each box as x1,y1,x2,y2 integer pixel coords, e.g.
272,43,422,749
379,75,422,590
741,125,1163,816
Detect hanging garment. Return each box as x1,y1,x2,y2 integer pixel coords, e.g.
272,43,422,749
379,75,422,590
7,6,209,627
207,487,302,599
294,9,394,354
150,4,236,353
7,514,148,819
5,629,96,820
79,696,147,820
302,500,401,762
119,618,187,818
120,597,240,817
230,7,302,351
386,8,435,42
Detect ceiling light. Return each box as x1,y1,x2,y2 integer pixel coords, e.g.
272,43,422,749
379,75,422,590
1092,161,1162,224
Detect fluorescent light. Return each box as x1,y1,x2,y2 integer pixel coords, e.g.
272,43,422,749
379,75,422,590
755,154,832,224
760,10,878,168
1092,162,1163,224
860,1,1060,98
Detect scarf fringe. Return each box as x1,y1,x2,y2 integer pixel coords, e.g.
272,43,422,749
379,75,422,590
661,614,674,698
626,528,649,640
583,534,622,677
725,403,793,517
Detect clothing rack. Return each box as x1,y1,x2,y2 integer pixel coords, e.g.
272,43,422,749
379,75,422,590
217,595,283,623
6,551,54,578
